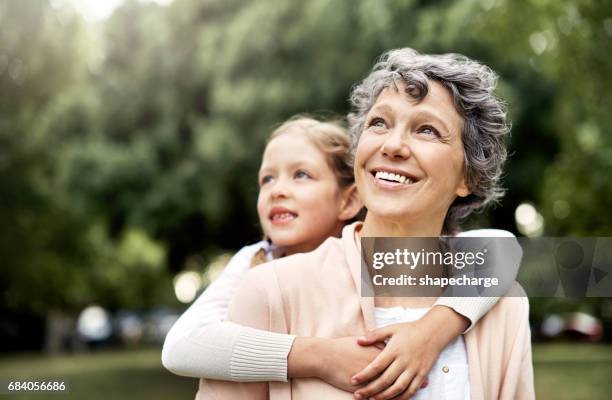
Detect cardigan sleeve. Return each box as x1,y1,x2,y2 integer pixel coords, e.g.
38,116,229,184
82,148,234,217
515,328,535,400
226,265,295,381
162,243,295,381
434,229,522,333
197,265,282,399
499,289,535,400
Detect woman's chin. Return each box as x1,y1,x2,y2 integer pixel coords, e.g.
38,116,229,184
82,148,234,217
366,201,413,218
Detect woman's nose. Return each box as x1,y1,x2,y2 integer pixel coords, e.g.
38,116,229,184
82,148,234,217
381,128,411,160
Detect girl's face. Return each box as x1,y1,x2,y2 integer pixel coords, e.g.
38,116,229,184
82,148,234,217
257,133,351,255
354,80,470,235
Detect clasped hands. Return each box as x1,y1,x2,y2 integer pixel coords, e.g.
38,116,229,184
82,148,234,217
288,306,467,399
290,320,442,400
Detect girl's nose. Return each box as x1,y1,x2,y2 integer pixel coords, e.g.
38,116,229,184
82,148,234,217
270,179,290,199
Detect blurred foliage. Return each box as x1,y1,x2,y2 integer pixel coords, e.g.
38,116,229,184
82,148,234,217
0,0,611,328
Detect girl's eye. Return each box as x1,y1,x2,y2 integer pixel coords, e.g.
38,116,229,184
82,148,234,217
368,117,387,130
260,175,273,185
419,125,440,137
295,170,311,179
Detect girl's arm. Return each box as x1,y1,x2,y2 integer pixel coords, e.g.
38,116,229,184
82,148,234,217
198,264,380,398
220,265,383,395
162,241,379,387
351,229,522,400
435,228,522,330
161,242,295,381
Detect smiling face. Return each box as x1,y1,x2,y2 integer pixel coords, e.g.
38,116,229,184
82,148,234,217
355,80,471,236
257,133,351,255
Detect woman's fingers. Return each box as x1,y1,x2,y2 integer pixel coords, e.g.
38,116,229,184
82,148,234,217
357,326,394,346
353,360,403,399
351,349,394,385
369,369,415,400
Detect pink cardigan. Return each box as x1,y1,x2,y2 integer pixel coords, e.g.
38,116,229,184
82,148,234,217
197,223,534,400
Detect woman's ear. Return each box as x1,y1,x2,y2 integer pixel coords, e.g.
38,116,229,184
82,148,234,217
338,184,364,221
455,179,471,198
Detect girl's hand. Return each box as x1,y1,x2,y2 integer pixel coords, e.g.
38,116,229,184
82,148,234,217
320,337,385,391
351,306,469,400
350,322,435,399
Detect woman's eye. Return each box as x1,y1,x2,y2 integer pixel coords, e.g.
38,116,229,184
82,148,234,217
295,170,311,179
368,118,387,130
419,126,440,137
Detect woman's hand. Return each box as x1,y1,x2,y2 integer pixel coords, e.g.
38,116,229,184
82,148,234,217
351,306,469,400
288,336,383,392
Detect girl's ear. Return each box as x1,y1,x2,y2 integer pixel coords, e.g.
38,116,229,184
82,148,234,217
338,184,364,221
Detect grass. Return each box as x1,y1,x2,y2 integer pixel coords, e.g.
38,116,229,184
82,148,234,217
0,347,197,400
0,343,610,399
532,343,612,400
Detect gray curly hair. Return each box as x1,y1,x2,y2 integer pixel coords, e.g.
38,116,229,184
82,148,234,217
348,48,509,233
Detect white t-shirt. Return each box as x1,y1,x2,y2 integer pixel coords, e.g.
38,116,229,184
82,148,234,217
375,306,470,400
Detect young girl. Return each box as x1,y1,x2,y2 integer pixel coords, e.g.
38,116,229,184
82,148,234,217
162,117,363,382
163,116,520,399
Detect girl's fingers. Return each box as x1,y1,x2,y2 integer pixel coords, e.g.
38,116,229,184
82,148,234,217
369,369,415,400
356,326,394,346
420,376,429,388
351,350,394,385
398,373,427,400
353,361,403,399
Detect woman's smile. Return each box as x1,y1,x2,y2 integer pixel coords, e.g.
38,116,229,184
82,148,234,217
369,167,422,191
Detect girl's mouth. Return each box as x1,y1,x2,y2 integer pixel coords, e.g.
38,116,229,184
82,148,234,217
269,207,298,225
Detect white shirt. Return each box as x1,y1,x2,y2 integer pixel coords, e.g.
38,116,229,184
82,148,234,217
375,306,470,400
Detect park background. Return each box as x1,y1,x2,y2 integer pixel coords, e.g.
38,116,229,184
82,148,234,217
1,0,611,398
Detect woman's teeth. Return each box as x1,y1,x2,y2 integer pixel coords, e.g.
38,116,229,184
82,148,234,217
272,212,296,221
375,171,413,184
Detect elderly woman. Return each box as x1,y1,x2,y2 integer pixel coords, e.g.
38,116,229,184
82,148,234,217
198,48,534,400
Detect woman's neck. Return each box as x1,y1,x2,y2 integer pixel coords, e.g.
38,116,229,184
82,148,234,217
359,214,446,309
360,213,444,237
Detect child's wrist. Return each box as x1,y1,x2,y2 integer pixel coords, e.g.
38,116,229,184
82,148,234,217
421,305,469,349
287,337,323,379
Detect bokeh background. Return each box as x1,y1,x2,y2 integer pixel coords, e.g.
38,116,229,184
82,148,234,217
1,0,611,398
